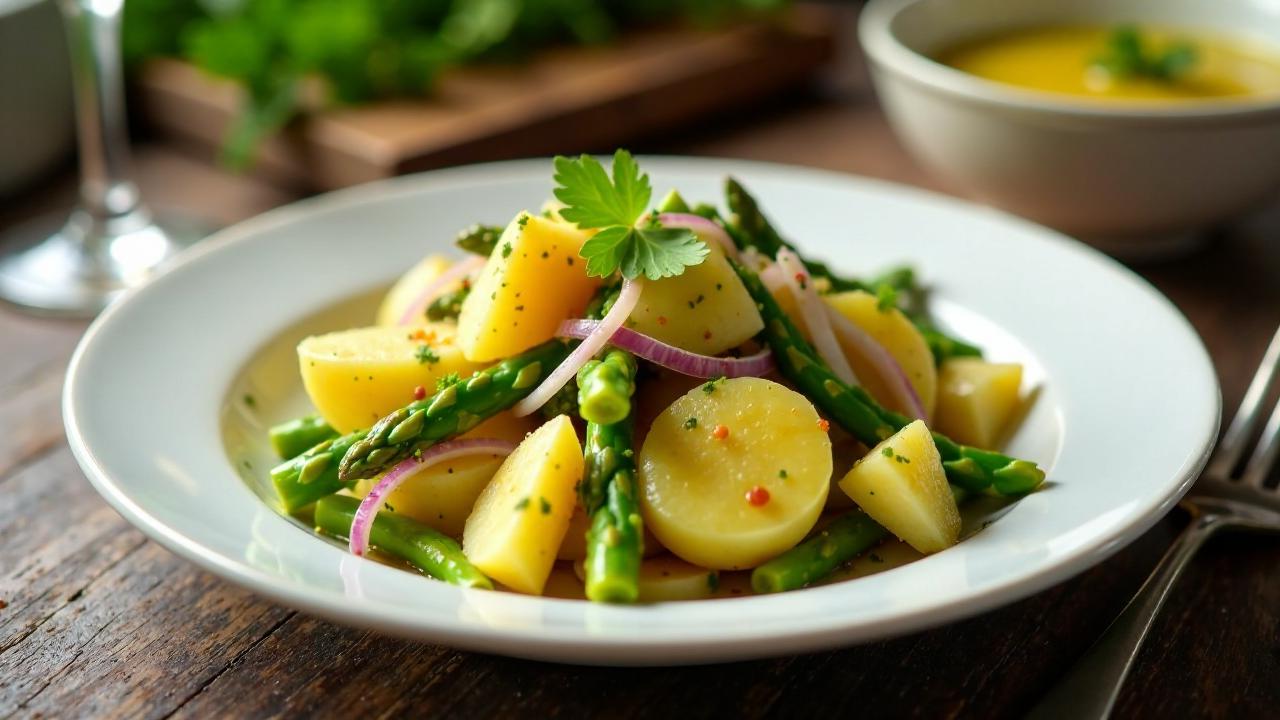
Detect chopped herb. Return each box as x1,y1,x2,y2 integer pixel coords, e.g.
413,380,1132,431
517,214,529,228
384,502,396,513
514,497,530,511
702,376,725,395
895,455,911,464
435,372,461,391
501,242,513,259
881,446,895,458
707,573,720,592
242,394,256,407
415,345,439,364
876,284,898,312
778,469,788,479
684,417,699,430
869,553,884,564
539,497,552,514
553,150,708,280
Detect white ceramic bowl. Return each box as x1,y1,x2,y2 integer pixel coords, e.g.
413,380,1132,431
64,157,1219,664
860,0,1280,255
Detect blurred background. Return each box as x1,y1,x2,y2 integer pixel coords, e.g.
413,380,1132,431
0,0,863,225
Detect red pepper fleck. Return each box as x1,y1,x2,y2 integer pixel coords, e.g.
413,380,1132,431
817,419,830,432
746,486,770,506
413,385,427,400
712,424,730,440
795,272,808,289
657,316,669,326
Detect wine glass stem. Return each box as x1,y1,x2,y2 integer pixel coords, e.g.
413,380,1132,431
59,0,142,229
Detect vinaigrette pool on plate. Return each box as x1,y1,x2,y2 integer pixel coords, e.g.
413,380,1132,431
220,280,1064,602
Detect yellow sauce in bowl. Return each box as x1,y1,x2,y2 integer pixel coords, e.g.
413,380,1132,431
937,26,1280,102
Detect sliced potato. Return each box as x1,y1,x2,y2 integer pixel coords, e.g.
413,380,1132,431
824,290,937,417
351,412,538,537
627,239,763,355
298,323,482,433
838,419,960,554
639,377,831,570
573,555,719,602
456,212,600,362
376,255,453,327
935,358,1024,449
463,415,583,595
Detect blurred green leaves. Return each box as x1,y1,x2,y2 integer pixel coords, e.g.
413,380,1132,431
123,0,788,169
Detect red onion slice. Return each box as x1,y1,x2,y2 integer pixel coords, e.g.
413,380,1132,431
512,277,644,418
349,438,517,556
656,213,738,260
557,319,774,378
398,255,487,326
775,249,859,386
824,305,928,420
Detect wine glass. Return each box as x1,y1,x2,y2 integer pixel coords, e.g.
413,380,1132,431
0,0,209,317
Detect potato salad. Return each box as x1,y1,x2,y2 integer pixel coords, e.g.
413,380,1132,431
268,151,1045,603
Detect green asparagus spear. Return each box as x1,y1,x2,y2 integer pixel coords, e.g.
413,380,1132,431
272,432,367,513
725,177,983,362
726,177,863,292
425,285,470,321
455,223,503,256
338,340,571,481
271,341,570,510
539,379,580,420
577,350,637,426
268,414,338,460
734,262,1044,495
751,510,888,593
314,495,493,589
752,487,971,593
578,352,643,603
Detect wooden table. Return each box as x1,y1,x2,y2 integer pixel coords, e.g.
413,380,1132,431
3,16,1279,718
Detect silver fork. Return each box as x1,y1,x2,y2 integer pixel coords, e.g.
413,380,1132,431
1028,324,1280,720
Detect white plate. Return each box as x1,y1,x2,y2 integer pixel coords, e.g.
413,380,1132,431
64,157,1219,665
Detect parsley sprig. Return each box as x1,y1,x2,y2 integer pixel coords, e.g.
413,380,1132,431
553,150,709,281
1092,26,1198,83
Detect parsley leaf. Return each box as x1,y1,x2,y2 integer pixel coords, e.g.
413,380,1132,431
553,150,708,280
554,150,650,228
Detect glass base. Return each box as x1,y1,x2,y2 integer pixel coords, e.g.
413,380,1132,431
0,205,210,318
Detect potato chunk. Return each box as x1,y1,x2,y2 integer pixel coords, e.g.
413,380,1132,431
638,377,831,570
463,415,583,595
824,290,937,417
627,240,763,355
935,359,1024,449
376,255,453,327
298,323,481,433
456,213,600,362
351,412,537,537
838,419,960,554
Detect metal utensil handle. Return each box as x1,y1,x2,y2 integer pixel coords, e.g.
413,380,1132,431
1026,512,1224,720
59,0,141,225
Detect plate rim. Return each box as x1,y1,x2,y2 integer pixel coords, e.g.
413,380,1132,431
63,156,1221,664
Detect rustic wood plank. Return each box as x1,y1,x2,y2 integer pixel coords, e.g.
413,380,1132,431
135,9,836,191
0,361,66,479
157,517,1181,720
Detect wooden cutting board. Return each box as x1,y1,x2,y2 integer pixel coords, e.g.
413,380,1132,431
135,6,837,191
